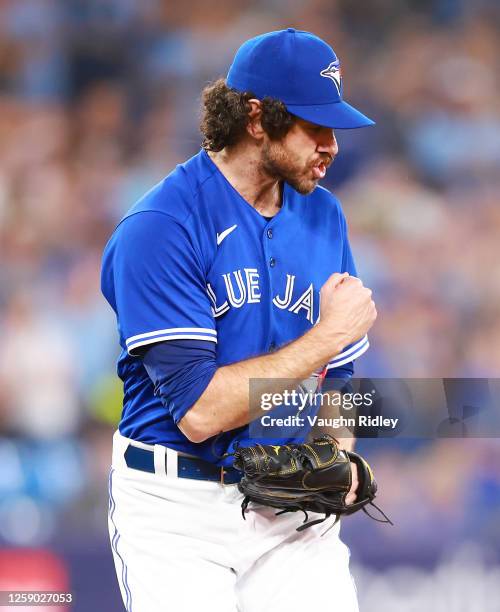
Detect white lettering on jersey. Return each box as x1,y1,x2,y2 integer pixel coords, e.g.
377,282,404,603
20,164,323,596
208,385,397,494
210,269,317,322
223,270,247,308
244,268,261,303
289,283,314,324
207,283,230,318
273,274,295,309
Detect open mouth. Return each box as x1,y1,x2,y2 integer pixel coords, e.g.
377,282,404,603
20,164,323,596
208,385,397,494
312,161,327,179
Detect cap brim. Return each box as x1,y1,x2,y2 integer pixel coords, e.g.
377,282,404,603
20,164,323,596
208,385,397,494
286,100,375,129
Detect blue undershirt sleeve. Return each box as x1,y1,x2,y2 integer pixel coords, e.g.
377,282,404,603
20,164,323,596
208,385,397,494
322,361,354,393
141,340,217,424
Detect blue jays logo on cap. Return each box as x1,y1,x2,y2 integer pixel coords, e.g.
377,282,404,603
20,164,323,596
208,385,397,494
320,60,342,96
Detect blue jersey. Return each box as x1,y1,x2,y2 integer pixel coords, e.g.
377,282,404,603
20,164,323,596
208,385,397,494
101,149,368,461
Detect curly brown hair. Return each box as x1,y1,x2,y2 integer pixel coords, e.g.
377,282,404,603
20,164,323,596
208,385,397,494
200,78,296,151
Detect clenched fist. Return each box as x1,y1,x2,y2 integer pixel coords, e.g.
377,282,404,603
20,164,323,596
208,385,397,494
318,272,377,349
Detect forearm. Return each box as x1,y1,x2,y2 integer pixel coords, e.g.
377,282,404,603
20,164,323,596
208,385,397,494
307,389,357,452
178,325,349,442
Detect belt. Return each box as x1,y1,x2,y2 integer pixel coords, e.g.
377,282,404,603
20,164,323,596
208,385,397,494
124,444,241,485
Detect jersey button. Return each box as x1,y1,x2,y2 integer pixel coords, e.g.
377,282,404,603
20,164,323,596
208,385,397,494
267,228,273,239
269,257,276,267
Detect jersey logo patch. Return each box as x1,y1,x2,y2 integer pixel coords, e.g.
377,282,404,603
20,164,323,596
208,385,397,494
320,61,342,95
217,224,238,246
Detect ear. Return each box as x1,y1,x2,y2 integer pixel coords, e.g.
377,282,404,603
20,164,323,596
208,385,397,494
246,99,265,140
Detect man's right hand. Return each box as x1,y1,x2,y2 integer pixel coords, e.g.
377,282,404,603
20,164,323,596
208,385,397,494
318,272,377,348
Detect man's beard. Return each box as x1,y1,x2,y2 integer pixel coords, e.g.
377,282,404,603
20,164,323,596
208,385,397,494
261,141,318,195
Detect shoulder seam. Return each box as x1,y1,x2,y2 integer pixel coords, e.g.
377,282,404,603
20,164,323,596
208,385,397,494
165,152,219,226
116,153,219,229
194,163,218,199
183,156,219,224
115,209,184,231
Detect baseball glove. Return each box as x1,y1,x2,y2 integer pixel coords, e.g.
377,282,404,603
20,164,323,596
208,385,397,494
233,435,391,531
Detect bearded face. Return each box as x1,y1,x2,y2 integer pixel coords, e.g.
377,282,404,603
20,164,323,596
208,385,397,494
260,119,336,195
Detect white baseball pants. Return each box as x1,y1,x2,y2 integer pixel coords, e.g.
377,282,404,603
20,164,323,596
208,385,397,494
108,431,359,612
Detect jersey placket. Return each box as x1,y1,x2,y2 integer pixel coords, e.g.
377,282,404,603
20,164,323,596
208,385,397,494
261,218,279,353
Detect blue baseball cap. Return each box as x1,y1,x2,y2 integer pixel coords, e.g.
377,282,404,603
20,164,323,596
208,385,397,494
227,28,374,129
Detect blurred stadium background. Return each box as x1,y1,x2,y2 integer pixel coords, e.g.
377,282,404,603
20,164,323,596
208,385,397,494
0,1,499,610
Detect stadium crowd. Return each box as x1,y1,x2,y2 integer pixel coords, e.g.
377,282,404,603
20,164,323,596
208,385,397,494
0,0,499,578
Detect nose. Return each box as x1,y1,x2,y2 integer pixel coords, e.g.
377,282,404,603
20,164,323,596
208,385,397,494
317,129,338,158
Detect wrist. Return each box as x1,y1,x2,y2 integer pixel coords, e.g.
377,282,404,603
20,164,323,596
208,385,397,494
307,323,351,363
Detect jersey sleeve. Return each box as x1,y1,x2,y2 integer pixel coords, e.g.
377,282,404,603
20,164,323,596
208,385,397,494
102,211,216,356
324,208,369,372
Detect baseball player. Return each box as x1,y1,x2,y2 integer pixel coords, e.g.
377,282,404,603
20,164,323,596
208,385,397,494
102,28,376,612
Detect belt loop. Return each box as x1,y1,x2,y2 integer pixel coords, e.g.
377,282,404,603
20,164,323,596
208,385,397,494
112,430,129,470
154,444,167,476
165,447,178,478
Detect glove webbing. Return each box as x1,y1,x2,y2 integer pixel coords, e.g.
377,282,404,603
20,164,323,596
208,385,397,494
241,496,393,532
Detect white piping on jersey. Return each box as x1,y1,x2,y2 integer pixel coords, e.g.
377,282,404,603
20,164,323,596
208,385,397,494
126,327,217,344
216,224,238,246
127,334,218,354
325,335,369,369
126,327,217,353
324,341,370,369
